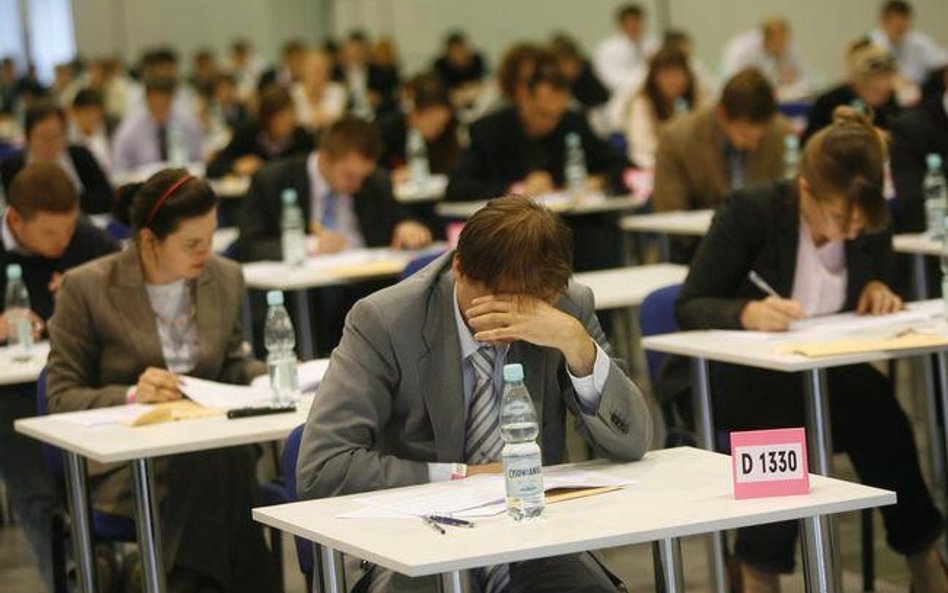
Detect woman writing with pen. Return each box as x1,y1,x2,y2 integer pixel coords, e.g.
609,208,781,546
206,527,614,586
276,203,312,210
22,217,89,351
46,169,279,593
675,106,945,593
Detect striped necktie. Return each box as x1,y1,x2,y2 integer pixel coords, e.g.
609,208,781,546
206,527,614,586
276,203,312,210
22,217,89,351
465,345,510,593
322,192,338,230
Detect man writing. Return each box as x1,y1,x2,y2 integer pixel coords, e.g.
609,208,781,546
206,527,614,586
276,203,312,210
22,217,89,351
297,195,651,593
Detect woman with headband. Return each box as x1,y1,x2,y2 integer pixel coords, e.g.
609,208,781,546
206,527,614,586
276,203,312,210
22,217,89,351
46,169,278,593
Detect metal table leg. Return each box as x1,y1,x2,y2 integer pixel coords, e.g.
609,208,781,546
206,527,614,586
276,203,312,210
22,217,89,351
241,293,254,346
801,369,841,593
320,545,345,593
936,352,948,542
130,459,166,593
440,570,463,593
925,355,947,514
912,253,930,300
64,452,98,593
691,357,728,593
294,289,315,361
653,537,685,593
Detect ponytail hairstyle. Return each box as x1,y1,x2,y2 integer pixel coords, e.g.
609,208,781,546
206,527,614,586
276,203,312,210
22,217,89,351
799,105,889,233
113,168,217,240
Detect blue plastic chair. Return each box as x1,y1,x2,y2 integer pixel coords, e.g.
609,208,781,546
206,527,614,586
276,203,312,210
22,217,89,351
638,284,682,383
104,219,131,242
400,250,446,281
283,425,316,589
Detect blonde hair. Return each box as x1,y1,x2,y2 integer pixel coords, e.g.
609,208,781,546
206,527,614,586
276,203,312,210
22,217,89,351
845,38,896,82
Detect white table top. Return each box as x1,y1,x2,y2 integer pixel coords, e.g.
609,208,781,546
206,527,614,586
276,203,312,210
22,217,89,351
15,392,314,463
437,194,644,219
209,176,251,199
642,300,947,372
893,232,940,257
213,227,239,254
394,175,448,204
620,209,713,236
253,447,894,578
575,264,687,310
242,245,446,291
0,342,49,386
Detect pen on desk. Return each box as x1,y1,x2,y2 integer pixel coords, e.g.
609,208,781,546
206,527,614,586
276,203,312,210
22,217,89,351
427,515,475,528
748,271,780,298
421,516,446,534
226,405,296,419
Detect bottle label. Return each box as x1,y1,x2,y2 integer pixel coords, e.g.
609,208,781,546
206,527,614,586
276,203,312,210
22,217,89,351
503,451,544,511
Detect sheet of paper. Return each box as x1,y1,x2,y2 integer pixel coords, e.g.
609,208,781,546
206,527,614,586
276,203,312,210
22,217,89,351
178,376,272,409
250,359,329,394
55,404,156,427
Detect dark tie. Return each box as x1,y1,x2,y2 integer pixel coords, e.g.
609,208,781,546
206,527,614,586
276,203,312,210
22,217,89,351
157,125,169,162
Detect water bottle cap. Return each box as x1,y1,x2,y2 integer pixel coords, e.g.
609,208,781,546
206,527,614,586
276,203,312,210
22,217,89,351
565,132,580,147
5,263,22,280
927,153,943,170
503,363,524,382
784,135,799,150
266,290,285,306
281,189,298,205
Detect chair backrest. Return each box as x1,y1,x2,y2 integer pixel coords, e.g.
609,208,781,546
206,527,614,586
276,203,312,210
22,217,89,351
282,424,313,575
35,367,65,475
400,251,446,281
638,283,683,382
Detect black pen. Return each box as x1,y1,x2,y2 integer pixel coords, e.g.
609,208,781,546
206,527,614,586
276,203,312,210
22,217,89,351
226,405,296,419
427,515,475,528
421,516,446,534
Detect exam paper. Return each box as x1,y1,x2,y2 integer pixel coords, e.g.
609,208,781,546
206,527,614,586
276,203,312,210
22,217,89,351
249,358,329,393
178,376,271,409
55,404,156,427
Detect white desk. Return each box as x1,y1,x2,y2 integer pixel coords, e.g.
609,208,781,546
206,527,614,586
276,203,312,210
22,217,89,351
893,232,940,300
0,342,49,386
394,175,447,204
253,447,895,593
620,210,714,262
243,246,446,359
212,227,239,255
436,194,644,219
111,165,248,199
575,264,687,310
15,388,322,593
642,299,948,593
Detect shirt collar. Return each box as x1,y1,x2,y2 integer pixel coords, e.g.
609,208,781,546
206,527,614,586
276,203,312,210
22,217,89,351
1,210,28,255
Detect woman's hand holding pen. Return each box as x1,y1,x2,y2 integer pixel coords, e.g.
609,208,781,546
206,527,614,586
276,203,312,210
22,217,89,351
740,297,804,332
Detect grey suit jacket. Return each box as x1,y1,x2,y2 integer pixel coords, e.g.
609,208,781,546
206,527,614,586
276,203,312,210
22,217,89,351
297,252,652,500
47,244,265,414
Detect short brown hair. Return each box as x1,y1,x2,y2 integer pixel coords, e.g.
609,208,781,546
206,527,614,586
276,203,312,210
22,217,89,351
257,86,295,127
456,195,573,298
800,106,889,232
497,43,546,100
320,117,382,161
719,68,778,124
8,162,79,219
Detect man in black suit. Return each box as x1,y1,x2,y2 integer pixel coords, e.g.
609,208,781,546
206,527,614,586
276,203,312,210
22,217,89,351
1,102,114,214
0,162,118,590
446,57,629,270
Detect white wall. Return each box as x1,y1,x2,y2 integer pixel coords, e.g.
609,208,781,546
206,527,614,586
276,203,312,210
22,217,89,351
330,0,948,87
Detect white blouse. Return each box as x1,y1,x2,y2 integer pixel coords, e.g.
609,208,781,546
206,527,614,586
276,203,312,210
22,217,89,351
791,222,847,317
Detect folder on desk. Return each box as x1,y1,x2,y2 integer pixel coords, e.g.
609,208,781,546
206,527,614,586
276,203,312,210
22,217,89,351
777,331,948,357
330,259,406,279
128,401,222,426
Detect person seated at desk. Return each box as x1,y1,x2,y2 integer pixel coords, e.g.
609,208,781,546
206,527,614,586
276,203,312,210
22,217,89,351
593,3,660,94
653,68,791,262
870,0,948,103
432,30,487,108
377,73,461,179
1,102,115,214
674,107,946,593
891,65,948,233
69,88,114,174
112,76,205,174
549,33,610,111
47,169,278,593
296,195,651,593
208,73,251,133
721,17,812,103
258,39,307,92
290,49,347,134
0,163,118,592
446,58,629,271
623,45,706,169
206,85,314,179
802,38,901,145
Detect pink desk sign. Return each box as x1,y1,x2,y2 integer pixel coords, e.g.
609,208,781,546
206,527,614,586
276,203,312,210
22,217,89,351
731,427,810,500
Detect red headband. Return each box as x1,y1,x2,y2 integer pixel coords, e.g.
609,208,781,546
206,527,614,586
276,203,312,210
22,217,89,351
144,174,193,229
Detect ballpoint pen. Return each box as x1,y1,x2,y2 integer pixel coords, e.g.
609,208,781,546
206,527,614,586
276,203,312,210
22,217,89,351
427,515,476,528
421,515,446,535
748,270,780,298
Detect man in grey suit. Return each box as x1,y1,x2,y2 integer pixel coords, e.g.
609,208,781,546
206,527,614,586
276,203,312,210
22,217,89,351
297,195,652,593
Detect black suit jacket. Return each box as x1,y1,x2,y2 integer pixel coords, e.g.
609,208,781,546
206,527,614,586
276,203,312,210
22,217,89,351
0,218,118,324
235,154,413,262
1,146,115,214
675,181,894,330
801,83,901,145
206,124,315,179
446,106,629,201
890,95,948,233
376,111,461,175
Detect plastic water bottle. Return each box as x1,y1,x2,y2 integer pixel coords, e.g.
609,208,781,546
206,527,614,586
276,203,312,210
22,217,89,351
407,127,430,187
280,189,306,267
924,154,947,238
564,132,587,197
264,290,301,406
4,264,33,357
783,135,800,180
167,124,188,167
500,363,544,521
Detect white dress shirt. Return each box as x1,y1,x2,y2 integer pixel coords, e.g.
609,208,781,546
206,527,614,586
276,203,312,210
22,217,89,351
291,82,348,130
593,33,660,92
306,151,365,249
111,111,205,174
721,29,811,101
870,28,948,85
791,222,847,317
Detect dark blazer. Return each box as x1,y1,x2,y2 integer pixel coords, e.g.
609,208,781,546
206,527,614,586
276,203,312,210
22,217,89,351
571,60,610,109
206,124,315,178
802,83,901,145
890,95,948,233
1,145,115,214
0,218,118,323
235,153,413,262
433,54,486,90
446,106,628,201
675,181,894,330
376,111,461,175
